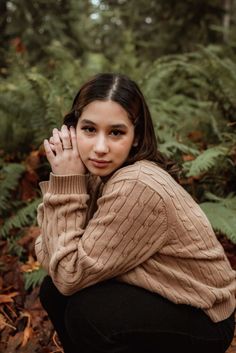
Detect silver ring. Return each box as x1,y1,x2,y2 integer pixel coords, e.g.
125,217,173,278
63,147,72,150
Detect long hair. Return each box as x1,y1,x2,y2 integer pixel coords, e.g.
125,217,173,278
63,73,179,179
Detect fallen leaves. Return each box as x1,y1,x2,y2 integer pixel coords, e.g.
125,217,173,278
20,255,41,273
20,311,32,347
0,292,19,304
0,235,61,352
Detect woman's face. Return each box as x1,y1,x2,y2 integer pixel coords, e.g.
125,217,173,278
76,100,136,177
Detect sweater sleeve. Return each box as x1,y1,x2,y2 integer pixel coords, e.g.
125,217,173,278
35,173,168,295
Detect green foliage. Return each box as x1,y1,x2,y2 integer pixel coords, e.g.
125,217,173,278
200,193,236,243
23,267,47,290
0,198,41,238
0,0,236,266
139,43,236,241
0,162,25,214
7,233,25,258
159,141,200,159
0,157,41,240
142,44,236,196
183,146,228,177
0,44,111,152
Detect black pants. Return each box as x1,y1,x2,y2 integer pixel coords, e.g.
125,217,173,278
39,276,235,353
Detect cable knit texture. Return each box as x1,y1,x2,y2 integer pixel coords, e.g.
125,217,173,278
35,160,236,323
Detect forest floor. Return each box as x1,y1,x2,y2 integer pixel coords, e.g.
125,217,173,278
0,227,235,352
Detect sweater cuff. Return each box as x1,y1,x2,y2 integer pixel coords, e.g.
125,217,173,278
48,173,88,194
39,181,49,195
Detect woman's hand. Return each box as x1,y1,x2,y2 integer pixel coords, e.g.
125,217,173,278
44,125,87,175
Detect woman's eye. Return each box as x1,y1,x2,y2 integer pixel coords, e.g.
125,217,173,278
82,126,95,133
110,130,124,137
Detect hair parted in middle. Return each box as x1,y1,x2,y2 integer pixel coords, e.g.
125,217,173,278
64,72,179,179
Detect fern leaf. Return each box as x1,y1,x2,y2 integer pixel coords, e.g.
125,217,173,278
204,192,236,209
24,267,47,290
0,198,41,238
183,146,228,177
0,163,25,213
200,202,236,243
159,141,200,158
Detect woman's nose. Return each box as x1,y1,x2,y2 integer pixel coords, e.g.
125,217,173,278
94,135,109,154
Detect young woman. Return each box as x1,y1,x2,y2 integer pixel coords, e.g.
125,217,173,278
35,73,236,353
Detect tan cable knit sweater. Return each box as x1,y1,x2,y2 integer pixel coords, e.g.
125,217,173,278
35,160,236,323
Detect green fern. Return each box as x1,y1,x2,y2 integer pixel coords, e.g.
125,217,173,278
24,267,47,290
200,201,236,244
159,141,200,159
0,163,25,214
183,146,228,177
7,234,25,258
0,198,41,238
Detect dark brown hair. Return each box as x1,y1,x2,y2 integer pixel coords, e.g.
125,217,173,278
64,73,179,179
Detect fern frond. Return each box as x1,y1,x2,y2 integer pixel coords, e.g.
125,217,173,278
7,235,25,258
24,267,47,290
159,141,200,158
200,201,236,243
201,46,236,108
0,198,41,238
183,146,228,177
204,192,236,209
0,163,25,214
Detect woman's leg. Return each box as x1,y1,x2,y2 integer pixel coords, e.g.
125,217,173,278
64,279,235,353
39,275,78,353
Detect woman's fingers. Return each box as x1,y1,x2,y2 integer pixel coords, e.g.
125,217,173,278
44,126,85,175
49,136,54,144
70,126,78,152
61,125,72,149
44,139,55,163
52,128,63,154
46,124,74,155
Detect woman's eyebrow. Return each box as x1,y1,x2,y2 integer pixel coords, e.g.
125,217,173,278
80,119,96,125
80,119,128,129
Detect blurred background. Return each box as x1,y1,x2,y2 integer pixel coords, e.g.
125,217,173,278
0,1,236,352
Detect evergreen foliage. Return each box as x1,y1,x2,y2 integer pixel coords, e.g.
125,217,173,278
200,198,236,244
1,41,236,244
140,44,236,241
0,162,25,213
183,146,228,177
0,198,41,238
0,159,41,240
24,267,47,290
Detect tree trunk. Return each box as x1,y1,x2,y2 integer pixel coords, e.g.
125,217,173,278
223,0,231,42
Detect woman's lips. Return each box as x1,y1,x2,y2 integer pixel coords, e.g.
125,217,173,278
90,159,111,168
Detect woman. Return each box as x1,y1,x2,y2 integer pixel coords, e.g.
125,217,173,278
35,73,236,353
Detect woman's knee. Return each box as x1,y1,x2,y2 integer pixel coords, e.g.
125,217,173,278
65,293,115,350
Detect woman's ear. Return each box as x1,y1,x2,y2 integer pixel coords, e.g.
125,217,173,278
132,139,138,147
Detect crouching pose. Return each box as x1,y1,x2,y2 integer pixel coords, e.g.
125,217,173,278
35,73,235,353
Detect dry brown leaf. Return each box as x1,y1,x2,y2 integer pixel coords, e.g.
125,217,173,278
52,331,64,353
18,226,41,247
25,150,41,172
21,326,33,347
187,130,203,142
182,154,195,161
20,311,32,347
0,292,19,304
10,37,27,53
20,255,41,273
20,170,38,201
0,313,16,331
